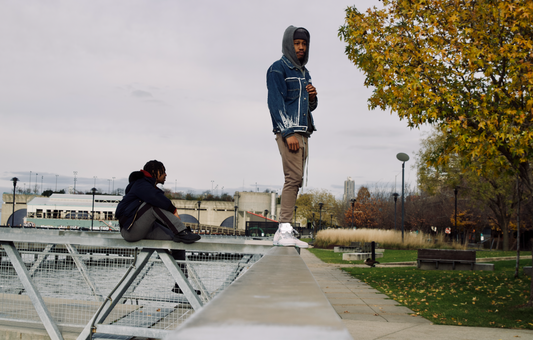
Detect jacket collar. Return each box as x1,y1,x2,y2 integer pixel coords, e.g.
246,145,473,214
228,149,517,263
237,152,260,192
281,55,305,71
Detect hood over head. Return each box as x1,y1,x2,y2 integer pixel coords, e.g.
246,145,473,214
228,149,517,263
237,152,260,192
282,25,310,70
128,170,145,184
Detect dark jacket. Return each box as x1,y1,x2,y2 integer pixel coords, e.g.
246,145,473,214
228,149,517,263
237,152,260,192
115,170,177,229
267,26,317,138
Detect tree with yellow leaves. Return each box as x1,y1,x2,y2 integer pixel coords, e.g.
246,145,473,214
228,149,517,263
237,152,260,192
340,0,533,305
339,0,533,189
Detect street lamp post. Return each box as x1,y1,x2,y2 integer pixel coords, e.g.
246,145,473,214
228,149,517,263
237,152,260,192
197,201,202,230
312,213,315,238
330,214,333,229
11,177,18,227
350,198,356,229
396,153,410,243
318,203,324,233
454,186,458,243
91,188,97,231
392,193,399,230
234,205,238,236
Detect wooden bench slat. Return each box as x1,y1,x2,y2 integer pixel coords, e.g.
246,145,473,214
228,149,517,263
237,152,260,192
417,249,476,270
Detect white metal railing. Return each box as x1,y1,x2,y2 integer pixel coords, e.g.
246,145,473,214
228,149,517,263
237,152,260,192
0,228,269,340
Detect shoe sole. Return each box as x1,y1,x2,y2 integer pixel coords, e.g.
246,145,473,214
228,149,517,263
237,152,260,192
174,237,201,244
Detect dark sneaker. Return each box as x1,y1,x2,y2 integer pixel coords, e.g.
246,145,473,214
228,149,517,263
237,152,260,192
173,228,201,244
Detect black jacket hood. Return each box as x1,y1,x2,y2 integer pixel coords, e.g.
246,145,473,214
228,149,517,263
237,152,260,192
282,26,310,71
128,171,145,183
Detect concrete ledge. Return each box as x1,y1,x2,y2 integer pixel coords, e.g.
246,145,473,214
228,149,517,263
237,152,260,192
342,252,384,261
334,246,360,253
0,228,272,254
167,247,353,340
418,262,494,271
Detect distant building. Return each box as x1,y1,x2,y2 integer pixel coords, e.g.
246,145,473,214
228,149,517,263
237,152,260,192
2,192,280,232
343,177,355,202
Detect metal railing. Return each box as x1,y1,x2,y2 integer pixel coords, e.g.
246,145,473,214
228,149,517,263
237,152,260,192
0,228,270,340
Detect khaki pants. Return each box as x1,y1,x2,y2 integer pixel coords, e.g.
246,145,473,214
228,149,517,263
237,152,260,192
276,133,308,223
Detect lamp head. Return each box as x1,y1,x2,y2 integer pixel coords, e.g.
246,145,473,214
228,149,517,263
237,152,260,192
396,153,410,162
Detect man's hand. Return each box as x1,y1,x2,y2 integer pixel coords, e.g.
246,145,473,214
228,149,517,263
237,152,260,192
174,211,181,220
286,135,300,151
306,84,317,101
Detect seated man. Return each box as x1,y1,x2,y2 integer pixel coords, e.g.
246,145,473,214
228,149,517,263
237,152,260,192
115,160,200,244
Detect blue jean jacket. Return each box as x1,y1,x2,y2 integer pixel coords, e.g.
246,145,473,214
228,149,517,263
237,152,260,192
267,56,317,138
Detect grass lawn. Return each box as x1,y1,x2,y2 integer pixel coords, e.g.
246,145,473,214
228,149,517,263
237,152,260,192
308,248,533,329
308,247,532,265
342,260,533,329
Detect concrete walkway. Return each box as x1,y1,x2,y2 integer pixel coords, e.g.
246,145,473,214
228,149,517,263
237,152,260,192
300,249,533,340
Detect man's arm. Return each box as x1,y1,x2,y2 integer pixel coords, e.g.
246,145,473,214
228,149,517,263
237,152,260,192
307,83,318,112
267,66,296,138
136,180,177,213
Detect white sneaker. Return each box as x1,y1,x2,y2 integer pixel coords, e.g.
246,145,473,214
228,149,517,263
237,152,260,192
273,229,281,246
276,223,309,248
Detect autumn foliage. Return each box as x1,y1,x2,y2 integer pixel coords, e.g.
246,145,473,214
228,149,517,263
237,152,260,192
339,0,533,189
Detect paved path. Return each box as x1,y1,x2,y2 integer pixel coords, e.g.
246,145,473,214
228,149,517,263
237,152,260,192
300,249,533,340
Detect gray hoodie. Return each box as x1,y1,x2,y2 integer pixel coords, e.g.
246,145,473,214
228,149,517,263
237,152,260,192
281,25,310,72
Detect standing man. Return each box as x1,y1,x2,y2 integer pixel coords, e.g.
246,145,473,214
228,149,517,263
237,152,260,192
267,26,318,248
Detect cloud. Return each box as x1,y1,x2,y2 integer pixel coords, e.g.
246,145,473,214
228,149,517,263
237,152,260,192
0,0,423,205
131,90,153,98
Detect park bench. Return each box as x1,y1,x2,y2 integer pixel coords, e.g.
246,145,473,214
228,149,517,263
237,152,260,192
417,249,476,270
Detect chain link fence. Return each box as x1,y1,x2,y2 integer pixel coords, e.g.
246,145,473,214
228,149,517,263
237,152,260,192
0,241,262,334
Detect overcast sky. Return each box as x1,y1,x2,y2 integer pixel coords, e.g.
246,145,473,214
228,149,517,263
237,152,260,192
0,0,430,205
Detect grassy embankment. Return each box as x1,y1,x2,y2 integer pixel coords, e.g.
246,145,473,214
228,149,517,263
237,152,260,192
307,229,533,329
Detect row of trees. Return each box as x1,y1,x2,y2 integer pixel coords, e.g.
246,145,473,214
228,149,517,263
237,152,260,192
296,184,533,252
163,189,234,202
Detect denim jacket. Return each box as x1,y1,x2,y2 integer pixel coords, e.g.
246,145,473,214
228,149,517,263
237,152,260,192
267,55,318,138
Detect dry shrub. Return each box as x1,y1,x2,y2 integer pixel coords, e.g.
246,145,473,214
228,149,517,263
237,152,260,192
314,229,465,250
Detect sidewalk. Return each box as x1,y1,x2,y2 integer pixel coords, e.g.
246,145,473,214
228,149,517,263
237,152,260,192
300,249,533,340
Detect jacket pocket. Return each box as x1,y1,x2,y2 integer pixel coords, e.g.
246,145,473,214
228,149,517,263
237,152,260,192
285,78,301,100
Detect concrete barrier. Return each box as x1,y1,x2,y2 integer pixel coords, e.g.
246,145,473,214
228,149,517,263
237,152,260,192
342,252,384,261
167,247,353,340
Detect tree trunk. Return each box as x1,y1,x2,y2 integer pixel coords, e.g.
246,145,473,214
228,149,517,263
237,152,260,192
499,214,510,251
529,240,533,306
